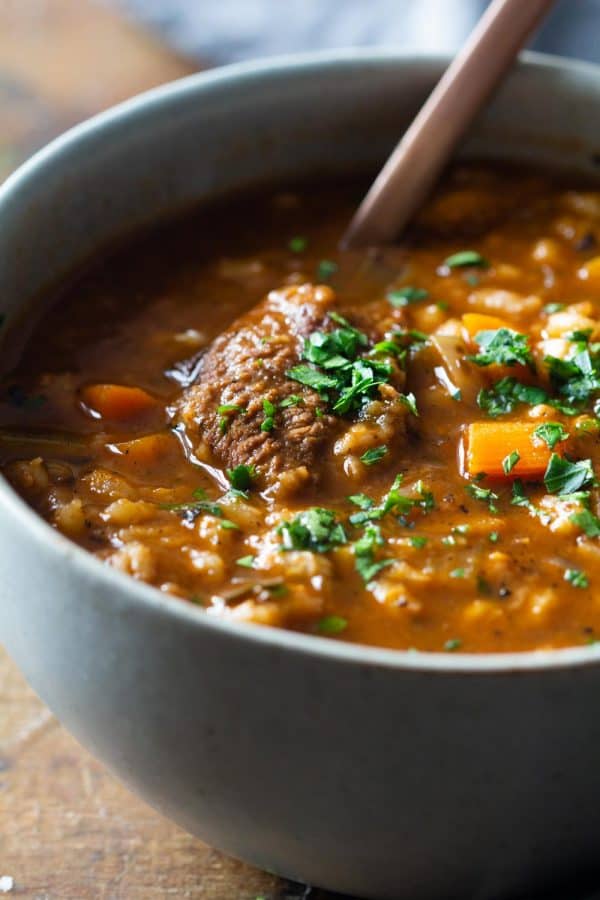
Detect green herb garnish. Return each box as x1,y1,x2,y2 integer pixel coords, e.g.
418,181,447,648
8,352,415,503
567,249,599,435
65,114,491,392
468,328,533,369
544,454,595,495
466,483,499,513
360,445,388,466
444,250,489,269
533,422,570,449
502,450,520,475
279,508,347,553
279,394,304,409
289,236,307,253
477,377,548,418
317,615,348,634
564,568,589,589
570,508,600,537
236,555,255,568
226,464,256,492
444,638,462,651
387,286,429,308
316,259,338,282
354,523,392,583
261,398,276,432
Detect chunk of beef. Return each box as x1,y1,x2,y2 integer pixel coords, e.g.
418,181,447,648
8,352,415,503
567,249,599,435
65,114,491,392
174,283,341,491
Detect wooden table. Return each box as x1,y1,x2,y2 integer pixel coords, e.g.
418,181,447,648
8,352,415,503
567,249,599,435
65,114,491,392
0,3,332,897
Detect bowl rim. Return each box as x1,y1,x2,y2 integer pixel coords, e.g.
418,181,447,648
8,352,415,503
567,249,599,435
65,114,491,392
3,47,600,676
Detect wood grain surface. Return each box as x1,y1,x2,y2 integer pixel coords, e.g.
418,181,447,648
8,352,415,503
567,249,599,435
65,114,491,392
0,3,333,898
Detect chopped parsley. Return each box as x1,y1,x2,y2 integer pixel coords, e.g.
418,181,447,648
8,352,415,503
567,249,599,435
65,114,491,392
468,328,533,369
261,398,276,432
217,403,245,434
279,508,347,553
226,464,256,492
545,348,600,409
444,250,489,269
543,302,566,314
465,483,499,513
360,445,388,466
285,364,338,393
444,638,462,651
316,259,338,282
287,316,399,415
317,615,348,634
279,394,303,409
161,488,223,524
450,568,466,579
387,286,429,307
288,235,307,253
489,531,500,543
533,422,570,449
400,391,419,416
564,568,589,589
502,450,520,475
543,454,595,495
354,523,392,583
477,377,548,417
236,555,255,568
570,508,600,537
348,493,373,510
410,536,428,548
349,474,434,526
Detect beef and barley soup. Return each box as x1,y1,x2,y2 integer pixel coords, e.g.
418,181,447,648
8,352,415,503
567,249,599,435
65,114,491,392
5,164,600,652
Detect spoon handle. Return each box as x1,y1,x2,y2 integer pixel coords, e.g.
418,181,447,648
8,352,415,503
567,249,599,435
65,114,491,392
343,0,556,248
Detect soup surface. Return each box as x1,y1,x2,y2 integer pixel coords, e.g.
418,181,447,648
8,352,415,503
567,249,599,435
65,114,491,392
5,164,600,653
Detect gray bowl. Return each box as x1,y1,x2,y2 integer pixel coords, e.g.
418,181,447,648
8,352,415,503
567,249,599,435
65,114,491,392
2,51,600,900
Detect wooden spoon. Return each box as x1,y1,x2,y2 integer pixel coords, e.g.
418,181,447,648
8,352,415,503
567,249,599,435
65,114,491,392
343,0,556,248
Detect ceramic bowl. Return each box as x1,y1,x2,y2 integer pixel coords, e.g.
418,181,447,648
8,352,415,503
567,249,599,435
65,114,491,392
2,52,600,900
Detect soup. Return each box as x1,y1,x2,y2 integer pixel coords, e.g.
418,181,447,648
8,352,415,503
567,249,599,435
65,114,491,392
4,164,600,653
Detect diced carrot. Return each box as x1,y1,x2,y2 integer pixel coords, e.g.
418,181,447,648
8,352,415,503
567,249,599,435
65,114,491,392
462,313,513,339
465,421,567,479
109,432,181,474
81,383,158,421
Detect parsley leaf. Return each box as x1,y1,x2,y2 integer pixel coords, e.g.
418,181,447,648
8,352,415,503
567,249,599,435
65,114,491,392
226,464,256,492
286,365,338,393
533,422,570,450
317,615,348,634
478,377,548,417
354,523,392,583
387,286,429,308
544,454,595,495
570,508,600,537
289,236,307,253
316,259,338,282
444,250,489,269
279,394,304,409
502,450,520,475
279,508,347,553
236,555,255,568
360,445,388,466
564,568,589,589
260,399,276,432
466,483,499,513
468,328,533,369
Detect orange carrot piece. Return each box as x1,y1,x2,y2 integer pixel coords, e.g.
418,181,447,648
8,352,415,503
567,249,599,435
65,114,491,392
462,313,513,339
465,421,566,479
110,432,179,470
81,383,157,421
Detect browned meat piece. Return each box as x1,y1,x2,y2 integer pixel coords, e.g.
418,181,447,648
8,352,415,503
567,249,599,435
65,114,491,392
174,283,341,492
